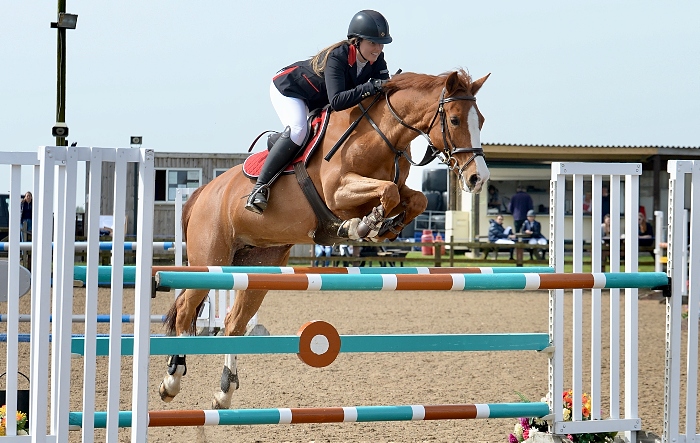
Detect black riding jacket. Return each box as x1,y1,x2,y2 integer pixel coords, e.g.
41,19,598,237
272,42,389,112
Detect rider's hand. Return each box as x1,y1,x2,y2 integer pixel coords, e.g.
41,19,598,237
370,78,388,93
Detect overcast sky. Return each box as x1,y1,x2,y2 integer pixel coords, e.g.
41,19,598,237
2,1,699,193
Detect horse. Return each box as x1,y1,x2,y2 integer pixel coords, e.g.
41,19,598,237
159,69,491,408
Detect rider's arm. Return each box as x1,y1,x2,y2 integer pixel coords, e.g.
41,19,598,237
325,50,380,112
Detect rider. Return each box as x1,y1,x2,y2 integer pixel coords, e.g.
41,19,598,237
245,9,393,214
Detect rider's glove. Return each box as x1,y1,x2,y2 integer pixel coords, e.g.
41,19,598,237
370,78,388,93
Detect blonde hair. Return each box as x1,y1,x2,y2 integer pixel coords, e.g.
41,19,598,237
310,38,360,76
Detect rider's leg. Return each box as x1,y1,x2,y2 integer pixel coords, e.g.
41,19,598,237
245,128,302,214
245,82,308,214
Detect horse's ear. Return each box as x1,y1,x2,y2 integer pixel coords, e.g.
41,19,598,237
471,73,491,96
445,71,461,95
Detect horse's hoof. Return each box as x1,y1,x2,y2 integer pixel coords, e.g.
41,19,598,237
159,381,177,403
212,392,232,409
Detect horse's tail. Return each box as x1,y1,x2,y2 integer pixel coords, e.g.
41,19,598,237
164,184,208,336
164,289,203,336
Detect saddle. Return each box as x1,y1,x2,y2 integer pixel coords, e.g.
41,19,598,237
242,108,351,244
242,108,331,179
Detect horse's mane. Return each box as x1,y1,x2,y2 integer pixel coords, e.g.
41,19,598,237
383,69,473,95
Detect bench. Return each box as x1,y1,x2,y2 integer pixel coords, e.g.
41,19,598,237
471,236,548,261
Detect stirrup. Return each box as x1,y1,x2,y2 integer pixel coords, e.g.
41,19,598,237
245,186,270,214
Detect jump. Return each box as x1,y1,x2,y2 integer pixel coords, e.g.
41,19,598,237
160,9,491,409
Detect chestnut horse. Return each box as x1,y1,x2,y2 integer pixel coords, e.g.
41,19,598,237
160,69,490,408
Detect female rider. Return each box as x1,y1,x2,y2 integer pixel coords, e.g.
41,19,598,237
245,9,393,214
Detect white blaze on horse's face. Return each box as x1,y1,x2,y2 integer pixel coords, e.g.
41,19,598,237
465,106,489,193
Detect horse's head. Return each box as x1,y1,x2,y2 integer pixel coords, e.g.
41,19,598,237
383,70,490,194
430,70,490,193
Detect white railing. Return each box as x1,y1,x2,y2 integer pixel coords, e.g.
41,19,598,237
25,146,154,443
663,160,699,443
549,162,643,442
0,151,39,440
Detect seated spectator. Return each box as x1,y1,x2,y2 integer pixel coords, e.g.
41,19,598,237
638,209,654,247
521,209,548,260
582,192,592,213
488,215,516,259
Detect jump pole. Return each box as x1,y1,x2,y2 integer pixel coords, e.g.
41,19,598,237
71,332,551,357
71,265,556,283
149,265,555,275
68,401,550,428
154,271,668,292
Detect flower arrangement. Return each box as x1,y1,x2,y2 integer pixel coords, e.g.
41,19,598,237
507,390,617,443
0,405,29,436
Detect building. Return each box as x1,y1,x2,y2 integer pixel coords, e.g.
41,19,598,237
95,144,700,244
93,152,248,239
450,143,700,243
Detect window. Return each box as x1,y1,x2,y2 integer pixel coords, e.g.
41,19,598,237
213,169,228,178
154,169,202,203
0,193,9,229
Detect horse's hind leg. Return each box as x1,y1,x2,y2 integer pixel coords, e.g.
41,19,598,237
212,288,268,409
212,245,291,409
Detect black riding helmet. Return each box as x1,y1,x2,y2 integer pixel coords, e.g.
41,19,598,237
347,10,392,44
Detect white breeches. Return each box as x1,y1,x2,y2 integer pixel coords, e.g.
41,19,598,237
528,238,548,245
270,81,309,145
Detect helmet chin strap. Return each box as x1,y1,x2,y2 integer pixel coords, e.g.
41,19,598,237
355,42,369,63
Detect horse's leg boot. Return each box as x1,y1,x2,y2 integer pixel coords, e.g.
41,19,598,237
245,127,301,214
159,354,187,402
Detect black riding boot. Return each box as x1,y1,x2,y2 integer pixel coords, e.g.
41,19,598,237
245,127,301,214
267,131,281,150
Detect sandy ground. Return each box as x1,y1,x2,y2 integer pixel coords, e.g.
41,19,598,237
1,284,696,443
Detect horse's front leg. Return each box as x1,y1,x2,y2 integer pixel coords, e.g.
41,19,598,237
212,288,267,409
377,185,429,240
330,173,401,240
160,288,210,402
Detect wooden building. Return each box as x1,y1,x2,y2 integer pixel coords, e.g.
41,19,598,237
93,152,248,239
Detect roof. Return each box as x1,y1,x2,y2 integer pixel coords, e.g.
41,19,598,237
482,143,700,162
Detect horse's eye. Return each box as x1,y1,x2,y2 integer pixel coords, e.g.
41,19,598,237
450,116,460,126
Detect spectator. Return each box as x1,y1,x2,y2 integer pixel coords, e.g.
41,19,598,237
314,244,333,267
521,209,548,260
338,244,354,266
638,208,654,247
20,192,32,240
601,186,610,222
508,185,533,233
582,192,592,213
487,185,502,211
488,214,516,260
601,213,611,239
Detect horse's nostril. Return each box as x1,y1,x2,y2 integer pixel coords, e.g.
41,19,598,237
469,175,478,186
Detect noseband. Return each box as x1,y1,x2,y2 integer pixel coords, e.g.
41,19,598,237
384,88,485,179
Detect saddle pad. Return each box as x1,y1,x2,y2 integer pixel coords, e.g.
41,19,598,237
243,109,330,179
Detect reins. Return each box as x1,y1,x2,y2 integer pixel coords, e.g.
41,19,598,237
323,84,485,186
385,89,485,174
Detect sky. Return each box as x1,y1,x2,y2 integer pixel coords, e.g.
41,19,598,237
2,1,699,194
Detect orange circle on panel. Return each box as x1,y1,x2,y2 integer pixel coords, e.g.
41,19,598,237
297,320,341,368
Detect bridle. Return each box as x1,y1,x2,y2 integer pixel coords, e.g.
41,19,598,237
358,88,485,184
